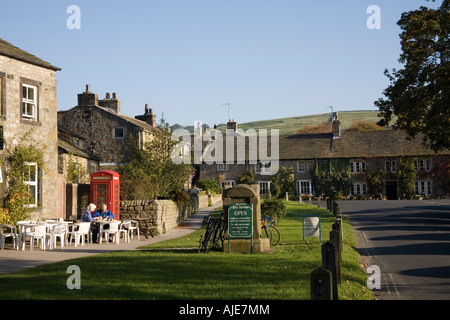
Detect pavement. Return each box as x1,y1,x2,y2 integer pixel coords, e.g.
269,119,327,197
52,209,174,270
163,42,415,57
0,202,222,275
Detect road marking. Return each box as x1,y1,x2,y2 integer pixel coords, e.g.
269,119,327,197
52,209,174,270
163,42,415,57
382,274,391,295
388,273,400,296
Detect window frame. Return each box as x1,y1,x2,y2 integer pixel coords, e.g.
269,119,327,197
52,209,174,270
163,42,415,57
297,179,313,196
21,83,38,120
24,162,38,207
257,181,271,195
221,180,235,189
113,127,125,139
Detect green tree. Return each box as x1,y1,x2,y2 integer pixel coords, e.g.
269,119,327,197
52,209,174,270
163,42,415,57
197,178,222,195
310,160,353,200
365,169,386,198
270,166,295,199
398,158,417,198
238,168,255,184
119,133,194,200
375,0,450,152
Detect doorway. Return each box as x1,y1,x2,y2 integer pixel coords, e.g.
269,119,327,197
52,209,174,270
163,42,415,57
385,181,398,200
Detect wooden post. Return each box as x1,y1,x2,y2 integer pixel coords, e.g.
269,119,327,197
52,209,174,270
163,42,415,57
310,268,333,300
321,241,338,300
329,229,342,284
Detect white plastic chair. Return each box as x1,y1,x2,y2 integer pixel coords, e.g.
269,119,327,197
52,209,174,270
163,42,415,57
0,224,19,250
119,221,131,243
48,223,67,249
127,220,140,240
17,221,36,250
67,222,91,247
101,221,120,244
29,225,47,251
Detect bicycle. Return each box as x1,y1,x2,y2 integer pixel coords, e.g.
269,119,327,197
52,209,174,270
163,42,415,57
260,215,281,246
198,213,226,253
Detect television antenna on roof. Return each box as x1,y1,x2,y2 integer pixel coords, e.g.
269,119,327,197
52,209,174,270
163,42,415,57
223,103,231,120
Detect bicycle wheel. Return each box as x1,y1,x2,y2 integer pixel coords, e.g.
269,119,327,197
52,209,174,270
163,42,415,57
269,225,281,246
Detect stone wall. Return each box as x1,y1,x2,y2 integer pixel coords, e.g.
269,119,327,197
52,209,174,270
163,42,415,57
119,193,222,235
0,55,59,219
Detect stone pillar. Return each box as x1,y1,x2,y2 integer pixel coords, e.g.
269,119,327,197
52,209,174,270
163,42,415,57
222,184,270,253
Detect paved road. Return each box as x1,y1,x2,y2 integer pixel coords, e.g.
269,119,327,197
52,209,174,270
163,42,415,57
338,199,450,300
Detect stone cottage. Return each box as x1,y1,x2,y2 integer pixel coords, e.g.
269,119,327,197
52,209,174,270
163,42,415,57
58,86,164,170
199,115,450,199
0,37,61,219
58,128,100,184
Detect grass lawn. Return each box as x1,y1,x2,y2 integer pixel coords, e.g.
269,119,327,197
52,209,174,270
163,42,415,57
0,201,373,300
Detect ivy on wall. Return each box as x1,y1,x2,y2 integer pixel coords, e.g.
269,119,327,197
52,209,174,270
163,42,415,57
0,130,47,224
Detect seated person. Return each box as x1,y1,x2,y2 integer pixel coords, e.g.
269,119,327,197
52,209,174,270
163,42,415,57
93,204,115,220
93,204,115,233
81,203,100,243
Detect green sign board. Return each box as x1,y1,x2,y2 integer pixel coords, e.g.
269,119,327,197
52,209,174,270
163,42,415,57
228,202,253,239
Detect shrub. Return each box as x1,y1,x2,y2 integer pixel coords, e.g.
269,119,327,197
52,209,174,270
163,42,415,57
261,199,287,223
197,178,222,195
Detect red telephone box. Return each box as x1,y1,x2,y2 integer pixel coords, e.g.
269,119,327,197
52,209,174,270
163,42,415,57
90,170,120,219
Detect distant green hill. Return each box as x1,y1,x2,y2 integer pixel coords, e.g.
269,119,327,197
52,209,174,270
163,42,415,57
171,110,385,135
222,110,384,135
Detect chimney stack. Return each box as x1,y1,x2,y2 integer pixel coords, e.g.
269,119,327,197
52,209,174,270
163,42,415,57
135,104,157,126
78,84,98,106
98,91,120,113
227,119,238,132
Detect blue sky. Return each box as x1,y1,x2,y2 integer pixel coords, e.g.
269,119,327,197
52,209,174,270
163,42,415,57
0,0,440,127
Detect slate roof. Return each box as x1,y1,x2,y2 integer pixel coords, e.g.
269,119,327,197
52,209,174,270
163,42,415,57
194,129,449,162
58,138,100,160
0,38,61,71
279,130,448,160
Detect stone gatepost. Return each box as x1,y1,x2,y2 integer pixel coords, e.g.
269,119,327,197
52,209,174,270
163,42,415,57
222,184,270,253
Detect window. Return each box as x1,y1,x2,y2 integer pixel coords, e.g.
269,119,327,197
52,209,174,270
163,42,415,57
221,180,235,189
351,161,366,173
24,162,38,207
255,161,271,174
21,83,37,119
217,164,229,172
297,180,313,195
113,127,124,139
415,180,432,195
385,160,396,173
257,181,270,195
297,160,315,172
414,158,431,172
350,182,367,196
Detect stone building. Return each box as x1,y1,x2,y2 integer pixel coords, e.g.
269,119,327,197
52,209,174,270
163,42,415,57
0,37,61,218
199,115,450,199
58,128,100,184
58,86,164,170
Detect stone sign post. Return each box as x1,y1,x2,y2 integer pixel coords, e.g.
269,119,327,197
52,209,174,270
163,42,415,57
222,184,270,253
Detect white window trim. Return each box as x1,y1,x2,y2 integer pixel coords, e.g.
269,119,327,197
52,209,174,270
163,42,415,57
113,127,125,139
297,180,313,196
415,180,432,195
255,162,271,174
350,182,367,196
221,180,235,189
351,161,366,173
257,181,271,195
24,162,38,207
217,164,229,172
21,83,37,119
